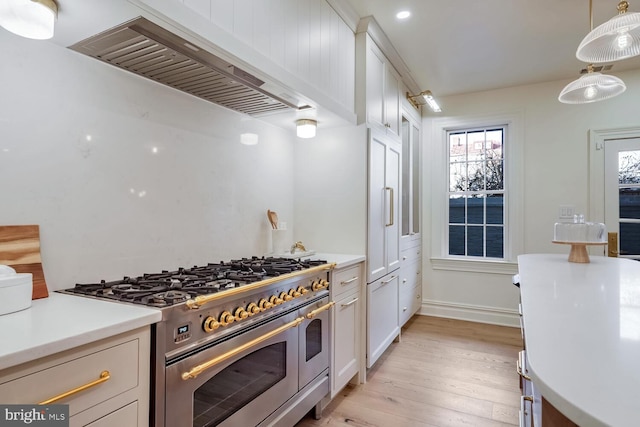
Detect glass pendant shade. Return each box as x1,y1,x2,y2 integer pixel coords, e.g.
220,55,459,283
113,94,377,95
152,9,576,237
558,71,626,103
0,0,57,40
576,7,640,62
296,119,317,138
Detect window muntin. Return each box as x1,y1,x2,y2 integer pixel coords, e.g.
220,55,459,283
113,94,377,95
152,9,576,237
447,127,505,259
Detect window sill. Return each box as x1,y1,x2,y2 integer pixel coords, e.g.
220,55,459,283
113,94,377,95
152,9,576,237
430,257,518,275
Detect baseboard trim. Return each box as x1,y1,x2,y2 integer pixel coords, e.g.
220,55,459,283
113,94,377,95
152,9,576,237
418,299,520,327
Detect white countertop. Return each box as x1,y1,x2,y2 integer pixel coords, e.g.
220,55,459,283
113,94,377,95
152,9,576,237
311,253,366,269
0,292,161,371
517,254,640,427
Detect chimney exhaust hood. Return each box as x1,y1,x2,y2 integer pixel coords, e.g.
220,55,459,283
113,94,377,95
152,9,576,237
69,17,299,116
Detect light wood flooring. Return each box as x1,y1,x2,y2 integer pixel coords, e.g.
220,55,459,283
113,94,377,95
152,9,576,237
296,315,522,427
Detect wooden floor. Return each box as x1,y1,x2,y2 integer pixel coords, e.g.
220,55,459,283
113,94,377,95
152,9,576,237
296,315,522,427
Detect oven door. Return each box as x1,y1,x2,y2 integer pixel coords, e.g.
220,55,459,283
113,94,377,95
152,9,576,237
298,298,331,388
165,310,299,427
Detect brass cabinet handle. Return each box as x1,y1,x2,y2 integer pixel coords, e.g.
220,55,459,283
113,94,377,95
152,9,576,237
340,298,359,308
39,370,110,404
182,317,305,380
517,350,531,381
385,187,394,226
186,263,336,309
520,395,534,426
340,276,358,285
381,275,397,285
305,301,335,319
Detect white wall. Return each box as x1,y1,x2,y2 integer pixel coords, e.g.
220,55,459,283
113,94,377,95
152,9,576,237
293,124,367,255
0,32,299,290
422,69,640,326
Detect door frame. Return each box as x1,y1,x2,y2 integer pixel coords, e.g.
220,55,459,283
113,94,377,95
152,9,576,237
588,126,640,255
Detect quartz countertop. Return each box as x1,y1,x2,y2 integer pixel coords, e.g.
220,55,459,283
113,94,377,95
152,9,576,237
0,292,162,371
311,253,366,269
517,254,640,427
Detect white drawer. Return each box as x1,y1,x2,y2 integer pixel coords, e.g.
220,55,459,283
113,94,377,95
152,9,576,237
400,246,421,266
0,338,140,416
400,283,421,326
85,401,138,427
400,259,420,289
331,264,362,298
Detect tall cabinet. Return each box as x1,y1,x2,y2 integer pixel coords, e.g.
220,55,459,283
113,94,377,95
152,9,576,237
399,106,422,326
366,129,401,368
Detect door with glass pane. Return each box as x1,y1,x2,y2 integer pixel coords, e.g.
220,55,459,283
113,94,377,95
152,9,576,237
604,137,640,260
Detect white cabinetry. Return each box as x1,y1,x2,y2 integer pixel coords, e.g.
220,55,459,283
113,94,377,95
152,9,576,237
366,273,399,368
367,129,401,283
330,262,363,397
400,106,421,247
399,244,421,326
0,328,150,427
356,33,401,138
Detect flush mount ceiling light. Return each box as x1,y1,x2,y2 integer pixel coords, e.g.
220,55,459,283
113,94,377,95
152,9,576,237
0,0,58,40
407,90,442,112
577,0,640,63
296,119,317,139
558,64,626,103
396,10,411,20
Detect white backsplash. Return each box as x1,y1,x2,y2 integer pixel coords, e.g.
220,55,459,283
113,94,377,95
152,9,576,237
0,31,297,290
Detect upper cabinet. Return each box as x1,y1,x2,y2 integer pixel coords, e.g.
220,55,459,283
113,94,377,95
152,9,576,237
401,105,421,246
356,33,401,139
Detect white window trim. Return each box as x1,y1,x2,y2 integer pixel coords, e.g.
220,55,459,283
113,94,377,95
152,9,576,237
430,112,524,273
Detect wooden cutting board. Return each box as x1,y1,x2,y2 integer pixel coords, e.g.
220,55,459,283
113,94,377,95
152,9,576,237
0,225,49,299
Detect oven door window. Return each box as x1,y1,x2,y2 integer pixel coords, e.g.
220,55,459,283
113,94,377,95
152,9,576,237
193,342,286,427
305,319,322,361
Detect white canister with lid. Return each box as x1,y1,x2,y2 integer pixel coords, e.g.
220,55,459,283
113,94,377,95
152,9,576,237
0,265,33,315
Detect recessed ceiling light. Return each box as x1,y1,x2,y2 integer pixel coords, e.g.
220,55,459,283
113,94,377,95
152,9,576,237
396,10,411,20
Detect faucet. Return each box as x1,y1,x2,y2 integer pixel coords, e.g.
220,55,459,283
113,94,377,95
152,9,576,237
290,241,307,254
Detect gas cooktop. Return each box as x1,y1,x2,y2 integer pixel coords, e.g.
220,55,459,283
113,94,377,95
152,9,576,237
61,257,327,308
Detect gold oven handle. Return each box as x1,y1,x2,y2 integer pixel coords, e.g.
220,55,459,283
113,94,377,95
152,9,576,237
39,370,110,404
305,301,335,319
186,263,336,309
182,317,305,380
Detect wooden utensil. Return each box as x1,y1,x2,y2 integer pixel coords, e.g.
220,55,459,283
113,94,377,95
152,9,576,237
267,210,278,229
0,225,49,299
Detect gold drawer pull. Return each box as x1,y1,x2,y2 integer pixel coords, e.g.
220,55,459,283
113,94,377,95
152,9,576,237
340,298,359,308
306,301,335,319
39,370,110,404
340,276,358,285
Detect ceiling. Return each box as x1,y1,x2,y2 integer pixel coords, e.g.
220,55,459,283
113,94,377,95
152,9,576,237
342,0,640,97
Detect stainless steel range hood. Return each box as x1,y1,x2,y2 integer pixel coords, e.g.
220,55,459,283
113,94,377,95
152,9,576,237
70,17,297,116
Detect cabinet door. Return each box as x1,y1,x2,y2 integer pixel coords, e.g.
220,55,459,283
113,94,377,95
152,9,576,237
384,65,401,138
365,41,386,131
401,110,421,247
84,402,138,427
366,274,399,368
368,131,401,283
331,290,360,397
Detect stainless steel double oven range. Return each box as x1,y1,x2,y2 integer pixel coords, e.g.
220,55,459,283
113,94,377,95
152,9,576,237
60,257,336,427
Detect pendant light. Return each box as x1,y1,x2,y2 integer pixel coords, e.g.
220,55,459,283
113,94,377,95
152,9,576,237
558,64,626,103
0,0,57,40
296,119,317,139
559,0,627,104
577,1,640,63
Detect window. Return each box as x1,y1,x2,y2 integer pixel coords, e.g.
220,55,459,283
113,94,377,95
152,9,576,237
430,113,522,273
448,127,505,259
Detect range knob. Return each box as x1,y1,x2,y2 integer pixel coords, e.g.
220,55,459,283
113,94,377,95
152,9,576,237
280,291,293,302
234,307,249,321
297,286,309,295
312,279,329,291
247,302,261,316
258,298,273,311
270,295,284,306
219,311,235,326
203,316,220,333
288,288,302,298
